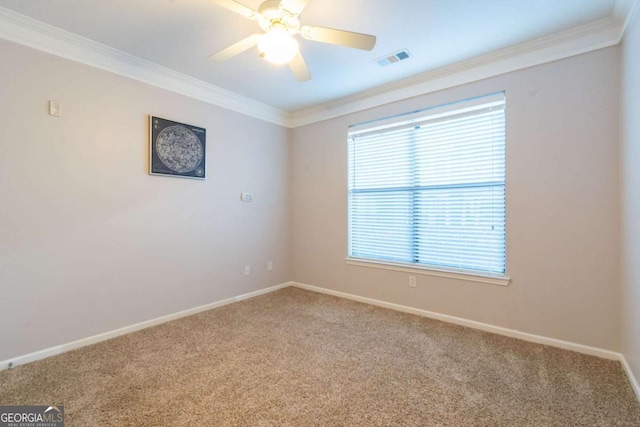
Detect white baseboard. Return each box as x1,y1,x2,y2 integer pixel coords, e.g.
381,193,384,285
620,354,640,401
291,282,621,360
3,279,639,404
0,282,292,371
291,282,640,403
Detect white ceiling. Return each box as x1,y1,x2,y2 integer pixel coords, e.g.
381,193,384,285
0,0,622,113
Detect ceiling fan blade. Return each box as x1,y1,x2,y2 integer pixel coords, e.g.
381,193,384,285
280,0,309,16
211,0,258,19
289,51,311,82
208,34,261,62
300,25,376,51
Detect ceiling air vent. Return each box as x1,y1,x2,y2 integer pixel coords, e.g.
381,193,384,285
376,49,412,67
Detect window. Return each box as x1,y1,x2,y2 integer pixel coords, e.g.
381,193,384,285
348,94,506,276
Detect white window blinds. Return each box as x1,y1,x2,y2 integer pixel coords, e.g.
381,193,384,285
348,94,506,275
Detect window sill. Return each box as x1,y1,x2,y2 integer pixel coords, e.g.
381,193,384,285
344,257,511,287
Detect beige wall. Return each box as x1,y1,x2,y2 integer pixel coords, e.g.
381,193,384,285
0,35,627,363
0,39,292,361
621,11,640,386
292,47,621,351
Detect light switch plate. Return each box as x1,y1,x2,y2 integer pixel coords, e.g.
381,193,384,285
49,100,61,117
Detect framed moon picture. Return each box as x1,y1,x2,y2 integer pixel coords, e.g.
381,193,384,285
149,116,206,179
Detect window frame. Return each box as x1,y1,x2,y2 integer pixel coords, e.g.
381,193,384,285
346,93,510,286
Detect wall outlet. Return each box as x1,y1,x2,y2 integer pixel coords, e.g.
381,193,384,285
409,276,417,288
267,261,273,271
244,266,250,275
241,193,253,202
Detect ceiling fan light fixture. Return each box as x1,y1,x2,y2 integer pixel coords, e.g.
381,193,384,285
210,0,377,81
258,26,299,64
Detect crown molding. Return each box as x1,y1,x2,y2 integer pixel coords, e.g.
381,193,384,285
614,0,640,39
0,4,634,129
0,6,289,127
288,16,623,127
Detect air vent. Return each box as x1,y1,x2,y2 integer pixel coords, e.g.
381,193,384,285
376,49,412,67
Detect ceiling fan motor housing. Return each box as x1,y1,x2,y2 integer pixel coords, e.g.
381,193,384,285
258,0,300,35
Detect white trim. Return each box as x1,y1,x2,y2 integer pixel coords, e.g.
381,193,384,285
0,5,635,128
348,92,505,134
295,280,640,400
614,0,640,40
291,282,620,360
620,355,640,401
0,282,292,371
345,258,510,287
0,6,288,127
289,17,623,127
2,280,638,403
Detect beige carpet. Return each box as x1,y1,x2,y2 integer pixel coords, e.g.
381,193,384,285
1,287,639,426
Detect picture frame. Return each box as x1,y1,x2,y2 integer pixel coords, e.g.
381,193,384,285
149,116,206,180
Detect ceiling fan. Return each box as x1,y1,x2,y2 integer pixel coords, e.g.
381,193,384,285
209,0,377,81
